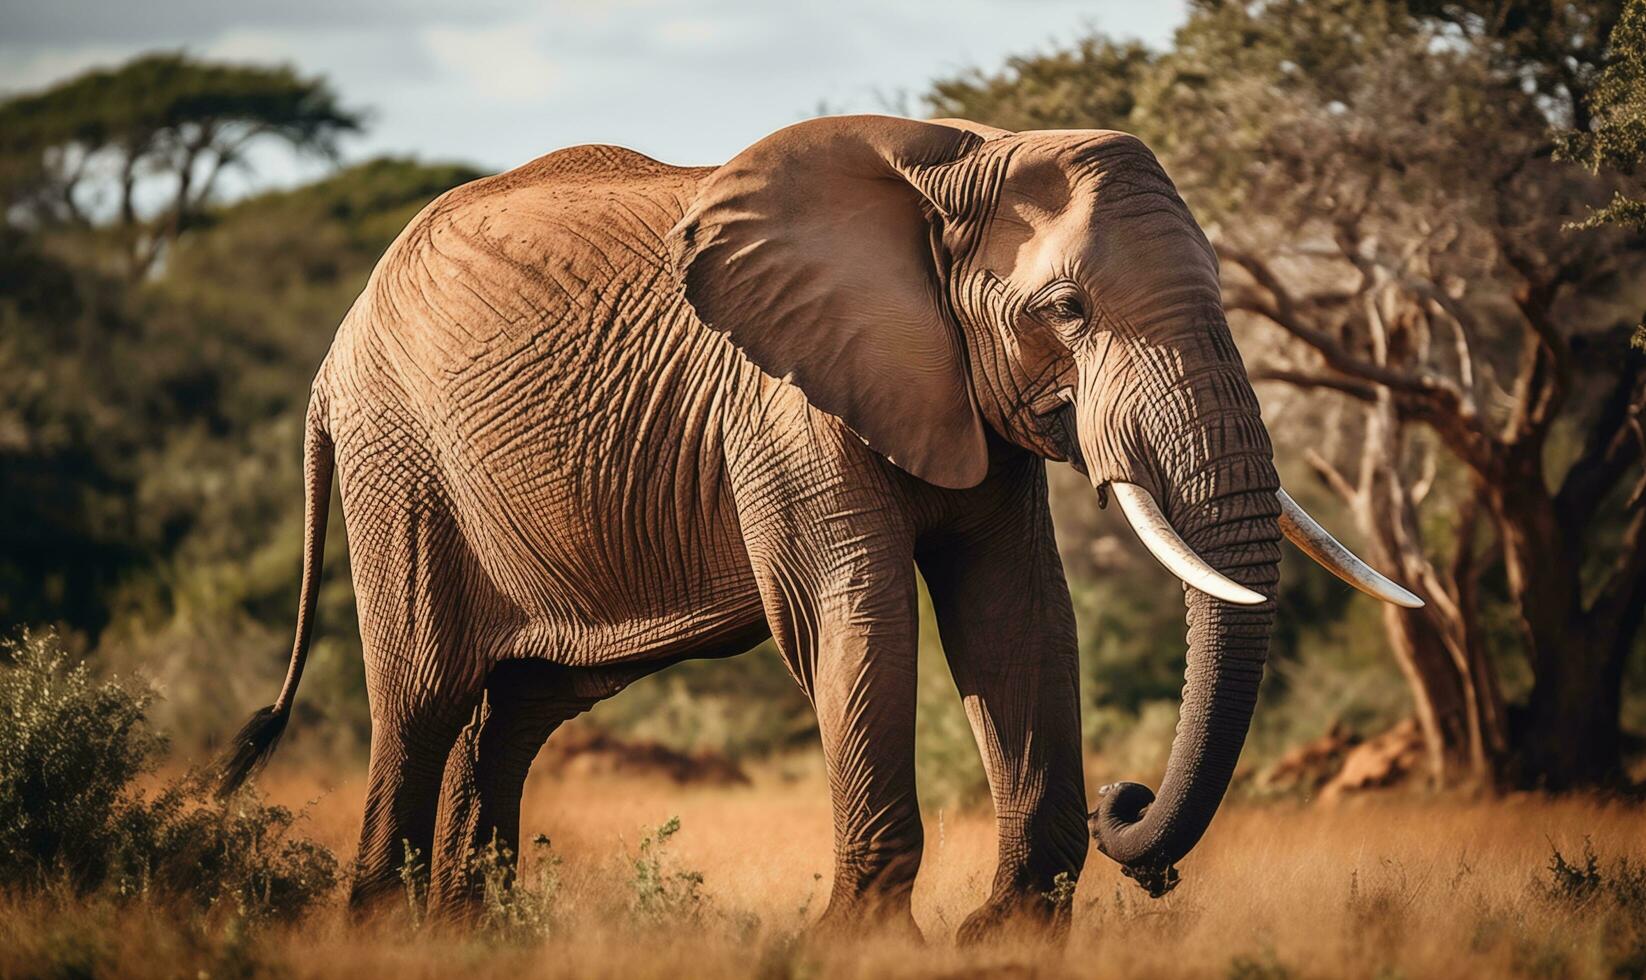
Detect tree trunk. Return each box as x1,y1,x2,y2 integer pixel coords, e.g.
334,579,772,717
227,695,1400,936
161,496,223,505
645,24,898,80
1490,449,1629,788
1377,601,1480,782
1356,499,1508,788
1322,397,1511,789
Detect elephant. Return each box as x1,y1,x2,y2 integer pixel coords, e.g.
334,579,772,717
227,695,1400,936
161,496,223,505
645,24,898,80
217,114,1420,938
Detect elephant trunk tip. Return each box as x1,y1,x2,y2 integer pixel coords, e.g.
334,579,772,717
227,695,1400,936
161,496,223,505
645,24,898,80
1089,781,1182,898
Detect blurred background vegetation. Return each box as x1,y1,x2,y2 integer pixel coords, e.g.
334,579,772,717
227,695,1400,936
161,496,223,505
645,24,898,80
3,0,1643,811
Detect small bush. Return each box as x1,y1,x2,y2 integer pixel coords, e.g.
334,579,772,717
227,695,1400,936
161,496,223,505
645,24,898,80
1537,840,1646,975
1542,839,1646,919
112,779,338,920
629,816,706,926
1045,871,1078,914
400,840,429,931
471,832,561,941
1545,839,1605,905
0,630,336,920
0,630,162,890
1227,945,1293,980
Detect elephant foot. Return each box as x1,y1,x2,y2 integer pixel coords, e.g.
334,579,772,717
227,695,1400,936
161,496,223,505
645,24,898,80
425,871,486,927
956,888,1073,946
347,872,418,927
806,896,923,945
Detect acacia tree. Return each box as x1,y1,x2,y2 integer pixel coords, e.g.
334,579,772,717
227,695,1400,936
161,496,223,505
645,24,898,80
0,53,361,277
1559,0,1646,347
929,0,1646,788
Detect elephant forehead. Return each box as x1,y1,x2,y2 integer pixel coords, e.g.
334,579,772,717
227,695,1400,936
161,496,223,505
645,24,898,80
974,134,1210,298
974,183,1210,296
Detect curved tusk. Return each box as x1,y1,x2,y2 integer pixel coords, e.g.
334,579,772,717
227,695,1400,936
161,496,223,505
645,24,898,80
1110,482,1267,606
1277,488,1425,608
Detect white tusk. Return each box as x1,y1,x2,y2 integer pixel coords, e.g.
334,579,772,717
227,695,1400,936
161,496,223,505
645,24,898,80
1110,482,1267,606
1277,488,1425,608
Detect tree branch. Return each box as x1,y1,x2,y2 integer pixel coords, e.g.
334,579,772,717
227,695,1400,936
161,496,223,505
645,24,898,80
1220,243,1471,402
1250,367,1380,402
1303,447,1360,505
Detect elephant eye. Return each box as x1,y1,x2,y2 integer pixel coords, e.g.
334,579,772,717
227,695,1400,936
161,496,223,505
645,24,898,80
1031,285,1089,332
1048,296,1085,322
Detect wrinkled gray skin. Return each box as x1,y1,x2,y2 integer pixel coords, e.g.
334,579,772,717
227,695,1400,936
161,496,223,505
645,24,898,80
220,115,1281,940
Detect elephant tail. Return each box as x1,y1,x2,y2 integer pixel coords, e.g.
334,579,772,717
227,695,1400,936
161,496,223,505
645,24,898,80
217,398,335,797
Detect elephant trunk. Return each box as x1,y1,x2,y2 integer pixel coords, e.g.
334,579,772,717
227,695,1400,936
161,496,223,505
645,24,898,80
1088,376,1282,893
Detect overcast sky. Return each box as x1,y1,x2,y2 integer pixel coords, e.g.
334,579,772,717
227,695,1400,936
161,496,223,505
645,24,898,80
1,0,1186,184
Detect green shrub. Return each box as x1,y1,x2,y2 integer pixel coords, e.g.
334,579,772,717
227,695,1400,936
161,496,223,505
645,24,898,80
109,780,338,920
0,629,162,890
399,841,429,930
471,832,561,941
1538,840,1646,976
1543,839,1646,918
628,816,706,926
0,630,337,920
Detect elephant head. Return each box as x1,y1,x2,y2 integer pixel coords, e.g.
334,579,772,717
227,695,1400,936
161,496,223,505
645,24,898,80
671,115,1420,886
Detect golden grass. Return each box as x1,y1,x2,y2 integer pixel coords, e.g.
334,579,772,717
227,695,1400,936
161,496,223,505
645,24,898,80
5,759,1644,979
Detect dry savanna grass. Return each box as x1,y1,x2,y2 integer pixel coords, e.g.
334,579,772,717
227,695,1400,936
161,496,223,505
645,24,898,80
5,756,1643,980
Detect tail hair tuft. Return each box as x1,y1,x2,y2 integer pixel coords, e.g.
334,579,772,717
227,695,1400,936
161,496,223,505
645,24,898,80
216,705,289,798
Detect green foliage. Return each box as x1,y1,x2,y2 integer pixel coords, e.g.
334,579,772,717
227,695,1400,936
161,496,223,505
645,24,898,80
912,578,991,811
1556,0,1646,192
1556,0,1646,345
0,630,337,919
628,816,707,926
0,230,158,632
468,833,562,941
400,840,429,931
0,629,161,885
590,643,815,762
110,780,338,921
926,36,1154,132
0,52,361,162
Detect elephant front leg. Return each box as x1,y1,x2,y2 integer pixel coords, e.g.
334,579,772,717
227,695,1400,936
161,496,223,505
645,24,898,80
755,553,925,935
918,477,1089,942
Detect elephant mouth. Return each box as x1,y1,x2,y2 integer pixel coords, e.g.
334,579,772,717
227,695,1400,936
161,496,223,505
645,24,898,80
1031,391,1085,474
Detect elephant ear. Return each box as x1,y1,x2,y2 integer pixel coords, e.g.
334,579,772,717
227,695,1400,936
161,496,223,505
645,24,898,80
669,115,989,490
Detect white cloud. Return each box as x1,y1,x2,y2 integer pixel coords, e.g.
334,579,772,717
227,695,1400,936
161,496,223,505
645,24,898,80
0,43,140,94
420,21,559,104
653,17,723,48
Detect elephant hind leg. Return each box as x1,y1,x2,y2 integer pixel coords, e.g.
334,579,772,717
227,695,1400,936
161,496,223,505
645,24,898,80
352,709,472,913
340,443,509,914
428,658,654,918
